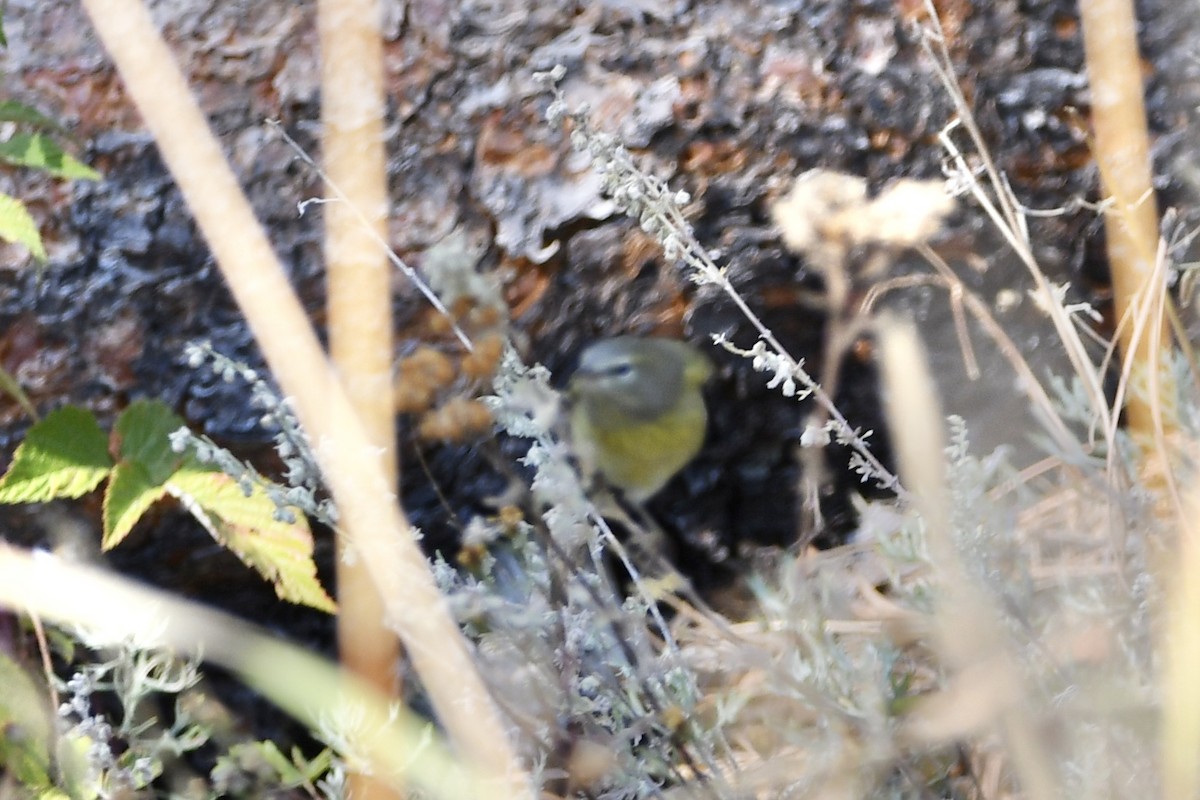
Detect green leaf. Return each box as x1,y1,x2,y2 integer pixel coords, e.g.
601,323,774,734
0,359,38,420
102,401,192,548
0,653,53,790
45,627,77,664
0,133,100,181
56,730,98,800
0,406,112,503
167,467,336,613
299,747,334,782
0,192,47,262
0,101,62,132
112,400,186,486
102,460,167,550
234,741,333,788
253,741,305,786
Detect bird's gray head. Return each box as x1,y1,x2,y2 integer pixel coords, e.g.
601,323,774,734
569,336,691,420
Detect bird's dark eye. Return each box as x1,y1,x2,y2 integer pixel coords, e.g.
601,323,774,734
607,362,634,378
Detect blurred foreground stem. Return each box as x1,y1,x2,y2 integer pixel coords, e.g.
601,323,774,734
77,0,527,791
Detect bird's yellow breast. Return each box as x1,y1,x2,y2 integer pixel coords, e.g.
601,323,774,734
571,393,707,502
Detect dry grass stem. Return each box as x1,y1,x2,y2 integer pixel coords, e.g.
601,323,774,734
919,0,1114,444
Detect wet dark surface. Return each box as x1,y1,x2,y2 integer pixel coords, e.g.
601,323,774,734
3,0,1199,622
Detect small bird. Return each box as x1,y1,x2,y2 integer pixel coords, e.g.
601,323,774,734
568,336,713,503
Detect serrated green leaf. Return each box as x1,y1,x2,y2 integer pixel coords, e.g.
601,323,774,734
0,101,62,131
167,468,336,613
0,653,53,790
0,406,112,503
103,460,167,550
112,400,186,486
0,191,47,262
0,133,101,181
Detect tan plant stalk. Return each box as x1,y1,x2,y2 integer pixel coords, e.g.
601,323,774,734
1161,486,1200,799
317,2,401,798
77,0,527,791
1079,0,1177,445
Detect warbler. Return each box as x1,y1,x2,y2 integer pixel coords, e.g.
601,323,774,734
568,336,714,502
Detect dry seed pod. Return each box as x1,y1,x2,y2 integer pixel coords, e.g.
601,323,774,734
394,382,436,414
456,542,488,572
497,504,524,534
467,303,504,330
394,347,456,413
417,396,493,442
426,308,455,337
461,333,506,381
450,296,475,320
